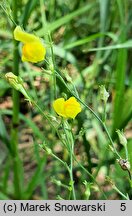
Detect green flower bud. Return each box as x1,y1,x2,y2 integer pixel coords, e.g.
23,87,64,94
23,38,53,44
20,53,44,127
116,129,127,146
99,85,109,102
5,72,31,102
44,146,52,155
5,72,23,91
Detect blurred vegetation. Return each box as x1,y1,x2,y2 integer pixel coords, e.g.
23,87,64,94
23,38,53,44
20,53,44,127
0,0,132,200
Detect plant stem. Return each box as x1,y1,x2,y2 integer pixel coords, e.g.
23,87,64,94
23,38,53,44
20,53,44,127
64,121,76,200
32,101,56,130
13,82,107,198
12,0,21,199
69,139,76,200
73,155,107,199
48,33,57,99
102,101,107,123
113,185,129,200
40,0,57,99
50,152,68,169
124,144,129,161
55,70,121,159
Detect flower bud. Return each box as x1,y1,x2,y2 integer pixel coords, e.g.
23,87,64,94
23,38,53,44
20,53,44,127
99,85,109,102
44,146,52,155
116,129,127,146
83,180,91,199
51,178,61,186
5,72,31,101
5,72,23,91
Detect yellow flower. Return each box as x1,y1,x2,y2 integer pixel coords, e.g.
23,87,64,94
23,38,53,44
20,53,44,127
14,26,46,63
53,97,81,119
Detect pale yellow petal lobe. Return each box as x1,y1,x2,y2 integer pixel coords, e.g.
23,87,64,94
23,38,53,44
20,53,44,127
14,26,40,43
53,97,81,119
53,98,66,117
64,97,81,119
14,26,46,63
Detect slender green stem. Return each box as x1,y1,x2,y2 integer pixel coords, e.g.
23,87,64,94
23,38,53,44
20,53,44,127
48,33,57,98
58,125,105,197
39,0,47,32
14,84,107,198
33,100,70,149
61,120,70,151
13,79,107,198
124,144,129,160
32,101,57,130
113,185,129,200
39,0,55,109
73,155,107,199
40,0,57,99
69,140,76,200
42,146,76,198
55,70,121,159
102,101,107,123
50,152,68,169
102,123,121,158
64,121,76,200
12,0,21,199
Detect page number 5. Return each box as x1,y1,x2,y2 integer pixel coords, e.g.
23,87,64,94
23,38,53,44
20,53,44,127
120,203,126,211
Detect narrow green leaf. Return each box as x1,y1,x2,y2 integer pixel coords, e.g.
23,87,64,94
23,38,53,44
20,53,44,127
84,40,132,52
64,32,117,50
37,3,96,35
0,110,44,140
96,0,110,60
112,0,128,135
24,157,46,199
64,33,104,50
112,47,127,134
0,115,12,153
20,0,38,27
118,89,132,129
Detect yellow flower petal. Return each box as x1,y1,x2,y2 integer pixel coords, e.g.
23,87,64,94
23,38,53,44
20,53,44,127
14,26,40,43
53,97,81,119
53,98,67,117
14,26,46,63
64,97,81,119
22,42,46,63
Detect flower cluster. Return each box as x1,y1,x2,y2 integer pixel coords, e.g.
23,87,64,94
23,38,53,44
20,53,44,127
13,26,82,119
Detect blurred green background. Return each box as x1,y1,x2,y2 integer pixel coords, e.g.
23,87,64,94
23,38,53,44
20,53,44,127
0,0,132,200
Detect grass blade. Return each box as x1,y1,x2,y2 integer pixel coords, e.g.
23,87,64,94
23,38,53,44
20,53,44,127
84,40,132,52
64,33,104,50
0,115,12,154
112,0,128,136
64,32,118,50
37,2,96,35
20,0,38,27
24,157,46,199
96,0,110,59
